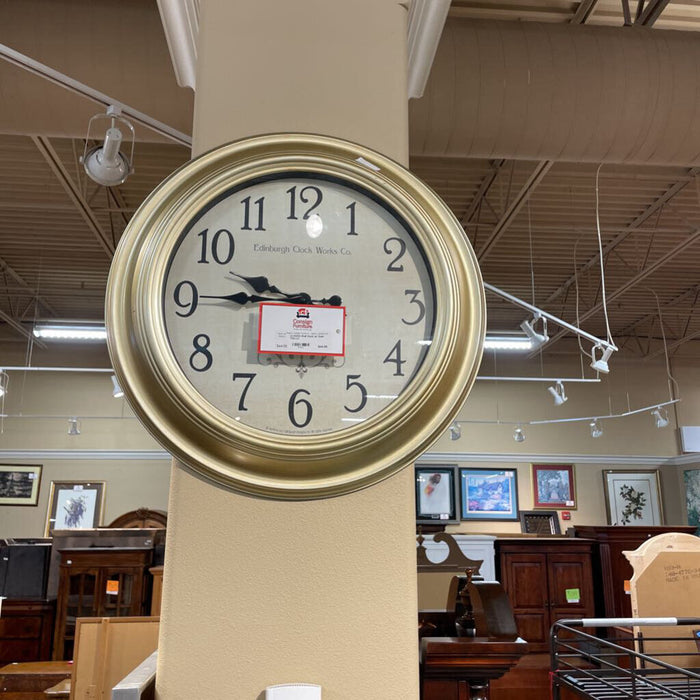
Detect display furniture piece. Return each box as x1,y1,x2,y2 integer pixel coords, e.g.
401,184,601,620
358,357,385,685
107,508,167,529
47,529,161,599
496,537,595,653
0,660,72,698
0,599,55,665
52,547,153,660
419,570,528,699
569,525,697,619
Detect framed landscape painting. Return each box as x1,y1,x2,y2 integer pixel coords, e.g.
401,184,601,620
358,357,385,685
603,470,663,526
459,467,519,521
45,481,105,536
532,464,576,509
0,465,42,505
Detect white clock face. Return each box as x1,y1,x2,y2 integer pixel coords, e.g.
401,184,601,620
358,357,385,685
162,173,436,436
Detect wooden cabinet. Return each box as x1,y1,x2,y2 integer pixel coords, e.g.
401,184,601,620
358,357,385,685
0,600,55,665
569,525,698,619
52,547,152,660
496,538,595,652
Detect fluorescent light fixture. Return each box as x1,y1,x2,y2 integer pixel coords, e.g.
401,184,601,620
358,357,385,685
111,375,124,398
483,335,533,351
590,418,603,438
547,381,567,406
33,324,107,341
513,425,525,442
591,345,614,374
449,420,462,441
651,407,669,428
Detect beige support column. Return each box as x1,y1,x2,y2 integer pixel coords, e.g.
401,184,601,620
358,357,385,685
156,2,418,698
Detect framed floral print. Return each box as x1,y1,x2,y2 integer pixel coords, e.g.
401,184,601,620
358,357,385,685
603,470,663,526
45,481,105,536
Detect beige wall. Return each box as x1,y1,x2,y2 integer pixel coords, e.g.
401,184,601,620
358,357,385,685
0,348,697,540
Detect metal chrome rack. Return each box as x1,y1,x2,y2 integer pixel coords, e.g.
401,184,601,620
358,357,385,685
551,617,700,699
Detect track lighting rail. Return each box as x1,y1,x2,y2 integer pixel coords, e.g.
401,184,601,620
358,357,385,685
484,282,618,355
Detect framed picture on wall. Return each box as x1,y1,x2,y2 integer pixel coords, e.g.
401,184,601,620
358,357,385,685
532,464,576,509
0,465,42,506
603,470,663,526
520,510,561,535
45,481,106,536
459,467,519,520
415,465,458,525
684,469,700,534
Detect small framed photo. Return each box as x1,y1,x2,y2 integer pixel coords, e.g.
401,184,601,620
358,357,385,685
45,481,106,536
532,464,576,509
0,465,42,506
415,466,458,525
520,510,561,535
459,467,519,521
603,470,663,526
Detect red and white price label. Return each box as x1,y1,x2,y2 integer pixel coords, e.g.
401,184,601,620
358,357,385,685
258,303,346,356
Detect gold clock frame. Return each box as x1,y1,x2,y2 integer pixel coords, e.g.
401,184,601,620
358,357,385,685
106,133,485,499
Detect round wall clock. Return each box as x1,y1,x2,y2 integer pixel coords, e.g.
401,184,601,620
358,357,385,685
106,133,485,499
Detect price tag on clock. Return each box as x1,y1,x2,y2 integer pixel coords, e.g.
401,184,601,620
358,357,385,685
258,303,346,356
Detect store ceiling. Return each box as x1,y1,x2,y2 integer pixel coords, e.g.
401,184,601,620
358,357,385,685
1,0,700,362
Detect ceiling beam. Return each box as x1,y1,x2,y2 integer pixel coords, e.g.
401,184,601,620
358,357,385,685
0,308,40,346
616,285,700,337
0,256,58,318
646,327,700,358
31,136,115,258
571,0,601,23
543,168,698,306
635,0,672,25
460,159,505,226
545,226,700,349
476,160,553,262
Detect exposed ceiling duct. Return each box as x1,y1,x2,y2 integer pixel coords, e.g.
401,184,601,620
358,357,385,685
410,19,700,166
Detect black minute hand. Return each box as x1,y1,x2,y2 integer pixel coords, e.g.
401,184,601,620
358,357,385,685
200,292,343,306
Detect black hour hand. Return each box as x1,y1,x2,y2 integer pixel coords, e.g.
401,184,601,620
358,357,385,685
229,271,283,295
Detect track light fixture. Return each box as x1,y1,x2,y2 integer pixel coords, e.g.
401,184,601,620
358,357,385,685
651,407,669,429
590,345,614,374
547,381,567,406
68,417,81,436
448,420,462,441
520,314,548,349
111,375,124,399
513,425,525,443
81,105,135,187
590,419,603,438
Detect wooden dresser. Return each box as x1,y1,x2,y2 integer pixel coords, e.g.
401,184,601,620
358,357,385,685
0,600,55,665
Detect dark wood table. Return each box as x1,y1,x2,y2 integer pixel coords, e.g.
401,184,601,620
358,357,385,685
0,661,72,699
421,636,528,700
